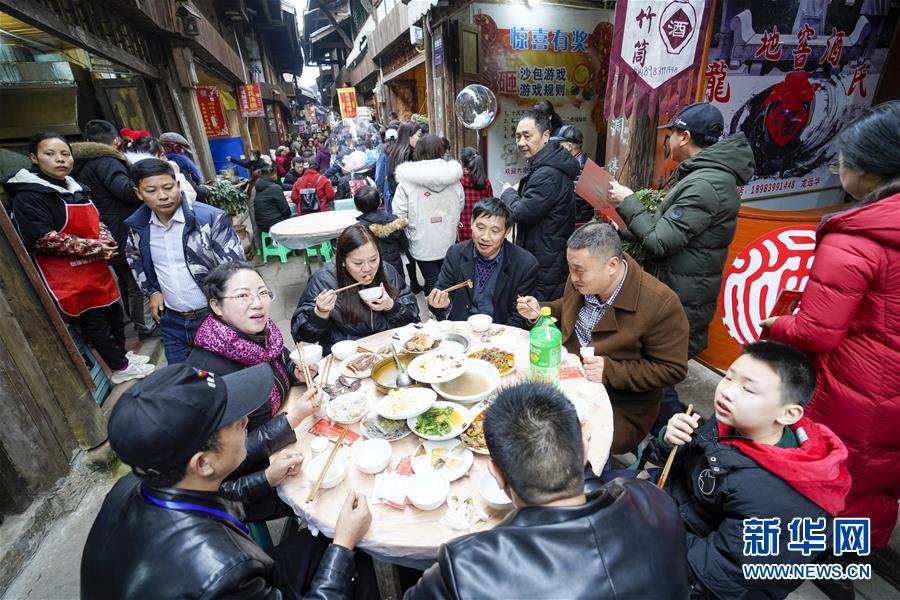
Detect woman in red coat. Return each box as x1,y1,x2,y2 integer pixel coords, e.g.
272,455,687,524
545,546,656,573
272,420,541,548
762,101,900,547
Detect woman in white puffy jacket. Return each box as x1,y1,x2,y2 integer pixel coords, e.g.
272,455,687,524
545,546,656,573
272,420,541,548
392,135,464,294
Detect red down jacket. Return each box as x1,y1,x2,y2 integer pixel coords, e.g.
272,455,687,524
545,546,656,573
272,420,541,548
768,193,900,547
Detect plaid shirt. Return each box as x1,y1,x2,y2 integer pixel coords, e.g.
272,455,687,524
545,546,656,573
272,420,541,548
457,170,494,242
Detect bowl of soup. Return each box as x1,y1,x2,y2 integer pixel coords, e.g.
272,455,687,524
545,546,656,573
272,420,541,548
432,359,501,404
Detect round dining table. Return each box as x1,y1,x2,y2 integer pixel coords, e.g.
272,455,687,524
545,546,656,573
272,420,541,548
277,322,614,569
268,210,361,250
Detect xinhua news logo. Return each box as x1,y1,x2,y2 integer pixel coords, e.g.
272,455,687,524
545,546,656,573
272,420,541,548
741,517,871,581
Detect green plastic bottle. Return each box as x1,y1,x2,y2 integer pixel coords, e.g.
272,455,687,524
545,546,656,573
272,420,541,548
530,307,562,387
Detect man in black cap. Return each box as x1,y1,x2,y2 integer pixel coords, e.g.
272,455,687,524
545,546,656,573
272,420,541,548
81,364,372,599
552,125,594,223
607,101,755,429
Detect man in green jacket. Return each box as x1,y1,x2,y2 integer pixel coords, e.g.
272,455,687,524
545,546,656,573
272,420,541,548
608,102,755,424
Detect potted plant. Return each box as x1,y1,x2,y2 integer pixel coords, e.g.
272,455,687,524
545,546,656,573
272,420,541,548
205,178,248,217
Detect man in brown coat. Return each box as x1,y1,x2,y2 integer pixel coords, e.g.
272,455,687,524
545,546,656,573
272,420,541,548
518,222,689,453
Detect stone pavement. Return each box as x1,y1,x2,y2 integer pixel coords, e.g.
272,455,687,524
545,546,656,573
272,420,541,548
2,253,897,599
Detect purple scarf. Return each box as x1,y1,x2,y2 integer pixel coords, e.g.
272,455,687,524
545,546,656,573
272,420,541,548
192,315,289,415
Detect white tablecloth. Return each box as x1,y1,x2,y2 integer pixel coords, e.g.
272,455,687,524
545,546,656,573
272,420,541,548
268,211,361,250
277,323,614,565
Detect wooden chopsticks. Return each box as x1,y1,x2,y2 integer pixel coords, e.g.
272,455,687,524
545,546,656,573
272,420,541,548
295,341,319,408
657,404,693,490
333,281,364,293
321,354,334,387
307,426,348,503
443,279,473,293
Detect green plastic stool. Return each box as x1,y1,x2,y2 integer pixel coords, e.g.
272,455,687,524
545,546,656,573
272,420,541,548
66,325,112,406
260,232,291,264
303,241,333,274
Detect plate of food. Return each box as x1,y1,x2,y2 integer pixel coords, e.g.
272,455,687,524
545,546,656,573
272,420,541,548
460,399,490,454
406,350,467,384
375,387,437,420
468,346,516,376
339,352,381,379
360,412,412,442
407,401,469,441
400,331,442,354
411,440,474,481
325,390,371,425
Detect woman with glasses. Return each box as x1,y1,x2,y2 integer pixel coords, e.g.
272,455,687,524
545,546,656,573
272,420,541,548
187,261,319,519
292,223,419,355
762,100,900,551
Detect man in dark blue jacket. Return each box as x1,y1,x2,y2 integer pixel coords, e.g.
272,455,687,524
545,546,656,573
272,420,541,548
125,159,244,363
427,198,538,328
500,109,580,300
81,363,372,599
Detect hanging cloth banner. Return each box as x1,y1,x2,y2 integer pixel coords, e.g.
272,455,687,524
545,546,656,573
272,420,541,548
604,0,714,119
336,87,358,120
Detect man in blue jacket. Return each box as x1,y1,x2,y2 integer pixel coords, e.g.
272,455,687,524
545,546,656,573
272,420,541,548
125,159,244,363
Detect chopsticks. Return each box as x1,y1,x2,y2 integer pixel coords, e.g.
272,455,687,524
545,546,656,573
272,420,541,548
307,426,348,503
321,353,334,387
442,279,473,293
657,404,693,490
333,280,364,294
295,341,317,407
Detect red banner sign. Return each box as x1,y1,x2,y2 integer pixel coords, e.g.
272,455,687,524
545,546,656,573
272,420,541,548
195,85,229,137
604,0,714,118
336,87,358,119
238,83,264,118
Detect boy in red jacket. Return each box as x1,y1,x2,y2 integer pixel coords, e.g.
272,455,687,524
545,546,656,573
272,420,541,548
290,156,335,214
660,341,851,599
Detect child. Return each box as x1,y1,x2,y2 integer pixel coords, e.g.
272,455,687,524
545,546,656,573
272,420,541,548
354,185,407,278
661,341,850,600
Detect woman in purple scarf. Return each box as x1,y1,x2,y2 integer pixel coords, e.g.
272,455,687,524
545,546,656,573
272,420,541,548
186,261,319,519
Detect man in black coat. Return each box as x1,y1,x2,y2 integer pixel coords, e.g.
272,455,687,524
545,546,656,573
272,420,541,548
501,109,580,301
282,156,305,190
81,364,373,599
427,198,538,328
252,165,292,232
71,119,153,337
405,382,690,599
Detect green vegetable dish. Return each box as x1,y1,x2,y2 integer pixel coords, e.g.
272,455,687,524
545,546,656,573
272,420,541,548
416,406,456,436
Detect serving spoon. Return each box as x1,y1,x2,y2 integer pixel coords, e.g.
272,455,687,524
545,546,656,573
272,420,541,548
390,343,413,388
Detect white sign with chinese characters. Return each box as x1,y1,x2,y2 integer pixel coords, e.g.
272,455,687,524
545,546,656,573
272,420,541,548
620,0,707,89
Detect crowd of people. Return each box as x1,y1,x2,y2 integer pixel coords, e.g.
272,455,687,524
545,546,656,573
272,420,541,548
1,95,898,599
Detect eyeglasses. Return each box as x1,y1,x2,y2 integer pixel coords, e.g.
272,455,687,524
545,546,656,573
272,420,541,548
220,290,276,304
827,159,841,174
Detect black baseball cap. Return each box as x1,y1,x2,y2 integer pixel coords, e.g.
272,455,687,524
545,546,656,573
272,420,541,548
550,125,584,145
658,102,724,139
108,363,273,476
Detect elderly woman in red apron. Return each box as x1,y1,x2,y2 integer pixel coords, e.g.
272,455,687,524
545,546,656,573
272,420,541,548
3,132,154,384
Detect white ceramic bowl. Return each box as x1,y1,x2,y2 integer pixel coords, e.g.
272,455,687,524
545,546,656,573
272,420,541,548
437,320,454,332
352,438,392,474
290,344,323,367
304,452,348,489
433,359,501,404
407,472,450,511
326,390,371,424
358,286,384,302
467,314,493,332
579,346,595,359
479,472,513,510
331,340,359,361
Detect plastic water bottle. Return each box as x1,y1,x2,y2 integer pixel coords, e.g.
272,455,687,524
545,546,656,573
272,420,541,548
530,307,562,387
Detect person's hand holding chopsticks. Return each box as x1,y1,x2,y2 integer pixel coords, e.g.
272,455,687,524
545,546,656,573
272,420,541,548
516,295,541,321
332,490,372,551
284,383,322,428
664,411,701,447
427,287,450,309
314,288,337,318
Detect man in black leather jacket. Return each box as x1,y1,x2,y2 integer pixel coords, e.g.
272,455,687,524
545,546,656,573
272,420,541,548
81,363,372,599
404,382,690,599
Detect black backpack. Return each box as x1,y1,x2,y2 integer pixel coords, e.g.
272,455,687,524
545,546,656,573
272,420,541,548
297,174,324,213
